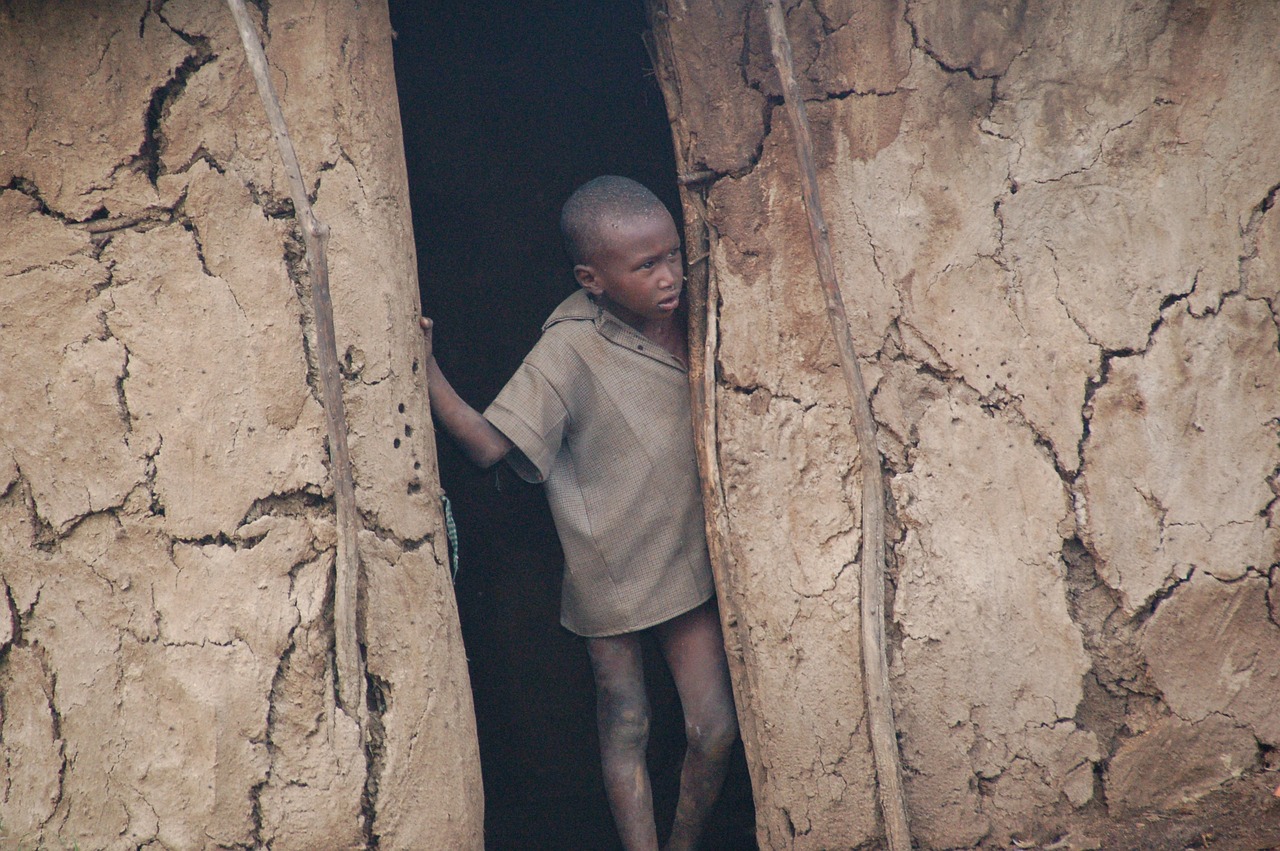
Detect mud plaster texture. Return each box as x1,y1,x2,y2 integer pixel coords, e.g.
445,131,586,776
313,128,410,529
654,0,1280,848
0,2,482,849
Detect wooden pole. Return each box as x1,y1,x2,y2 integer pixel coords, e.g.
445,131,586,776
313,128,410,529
225,0,366,725
760,2,912,848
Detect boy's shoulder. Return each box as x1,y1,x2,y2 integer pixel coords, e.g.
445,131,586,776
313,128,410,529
531,290,605,359
521,290,599,381
541,289,597,332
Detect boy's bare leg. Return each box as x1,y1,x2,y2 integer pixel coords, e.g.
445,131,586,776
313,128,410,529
587,633,660,851
654,601,738,851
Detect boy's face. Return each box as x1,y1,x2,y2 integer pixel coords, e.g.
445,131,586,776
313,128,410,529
574,211,682,328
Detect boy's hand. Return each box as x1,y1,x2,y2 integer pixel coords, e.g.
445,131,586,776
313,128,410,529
415,313,513,469
418,316,434,360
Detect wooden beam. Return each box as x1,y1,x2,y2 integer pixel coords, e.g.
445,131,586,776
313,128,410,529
225,0,366,726
759,2,912,848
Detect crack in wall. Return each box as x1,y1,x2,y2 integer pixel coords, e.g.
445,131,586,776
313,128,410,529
240,490,328,530
360,671,388,849
107,319,135,439
14,474,63,555
3,177,75,226
267,221,327,412
1076,286,1194,449
154,1,207,49
1064,285,1261,612
35,645,67,841
890,311,1070,482
358,518,439,560
732,4,776,178
1052,272,1235,757
0,584,18,661
175,203,218,282
1241,181,1280,310
247,0,271,38
1266,564,1280,631
0,630,70,840
1029,98,1171,192
903,2,1002,82
720,381,816,412
137,2,152,40
250,574,299,850
137,45,217,188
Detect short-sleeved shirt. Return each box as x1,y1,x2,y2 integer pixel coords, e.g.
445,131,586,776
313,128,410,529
483,290,715,637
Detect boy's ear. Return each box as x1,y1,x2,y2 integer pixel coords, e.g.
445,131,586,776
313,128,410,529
574,264,603,295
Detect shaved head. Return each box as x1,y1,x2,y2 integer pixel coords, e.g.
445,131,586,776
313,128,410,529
560,176,670,266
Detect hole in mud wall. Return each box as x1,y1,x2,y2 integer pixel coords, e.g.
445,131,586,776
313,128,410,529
390,2,755,848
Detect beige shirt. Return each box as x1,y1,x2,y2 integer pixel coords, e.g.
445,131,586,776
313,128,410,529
484,290,715,637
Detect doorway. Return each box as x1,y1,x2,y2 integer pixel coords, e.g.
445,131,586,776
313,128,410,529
389,2,755,847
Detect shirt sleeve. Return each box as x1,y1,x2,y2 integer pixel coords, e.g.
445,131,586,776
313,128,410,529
482,360,567,483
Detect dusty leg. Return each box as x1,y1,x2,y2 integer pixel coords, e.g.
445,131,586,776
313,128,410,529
587,632,659,851
654,601,738,851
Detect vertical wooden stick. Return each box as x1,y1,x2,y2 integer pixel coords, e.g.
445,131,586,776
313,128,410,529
225,0,366,724
760,2,912,849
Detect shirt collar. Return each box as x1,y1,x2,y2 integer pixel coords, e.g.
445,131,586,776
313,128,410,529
543,290,687,373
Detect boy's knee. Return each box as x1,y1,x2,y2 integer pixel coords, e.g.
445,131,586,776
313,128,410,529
602,701,650,751
686,708,737,759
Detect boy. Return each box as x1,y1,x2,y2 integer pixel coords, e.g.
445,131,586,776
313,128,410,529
419,176,738,850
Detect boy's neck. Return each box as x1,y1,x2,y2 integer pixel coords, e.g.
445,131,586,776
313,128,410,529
596,293,650,331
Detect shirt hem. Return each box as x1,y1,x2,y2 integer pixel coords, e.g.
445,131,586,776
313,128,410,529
560,587,716,638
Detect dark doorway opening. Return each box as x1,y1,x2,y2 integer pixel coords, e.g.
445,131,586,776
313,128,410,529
389,2,755,848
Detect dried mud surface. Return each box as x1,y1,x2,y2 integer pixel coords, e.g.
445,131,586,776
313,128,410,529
0,1,482,848
657,0,1280,848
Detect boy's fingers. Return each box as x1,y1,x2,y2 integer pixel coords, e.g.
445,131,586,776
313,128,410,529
418,316,434,358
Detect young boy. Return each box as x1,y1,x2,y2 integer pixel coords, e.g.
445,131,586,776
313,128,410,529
419,176,738,850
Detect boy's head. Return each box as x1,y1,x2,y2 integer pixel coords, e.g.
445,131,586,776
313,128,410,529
560,176,670,267
561,176,683,326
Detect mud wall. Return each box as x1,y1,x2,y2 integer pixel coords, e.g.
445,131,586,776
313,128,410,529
652,0,1280,847
0,2,482,848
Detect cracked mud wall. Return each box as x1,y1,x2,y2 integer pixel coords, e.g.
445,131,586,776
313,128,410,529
653,0,1280,847
0,2,482,849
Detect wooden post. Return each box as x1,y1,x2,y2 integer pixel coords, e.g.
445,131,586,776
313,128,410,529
225,0,366,726
760,1,913,848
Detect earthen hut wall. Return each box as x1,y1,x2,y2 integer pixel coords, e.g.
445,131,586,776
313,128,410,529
0,2,483,848
652,1,1280,847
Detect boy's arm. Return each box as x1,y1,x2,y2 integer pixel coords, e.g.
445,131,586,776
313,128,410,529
419,316,513,469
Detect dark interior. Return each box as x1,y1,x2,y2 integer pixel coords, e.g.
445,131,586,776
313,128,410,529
389,2,756,848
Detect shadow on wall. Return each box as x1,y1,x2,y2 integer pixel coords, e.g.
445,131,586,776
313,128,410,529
389,1,756,847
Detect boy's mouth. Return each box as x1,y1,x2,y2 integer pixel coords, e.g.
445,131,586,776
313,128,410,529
658,292,681,310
